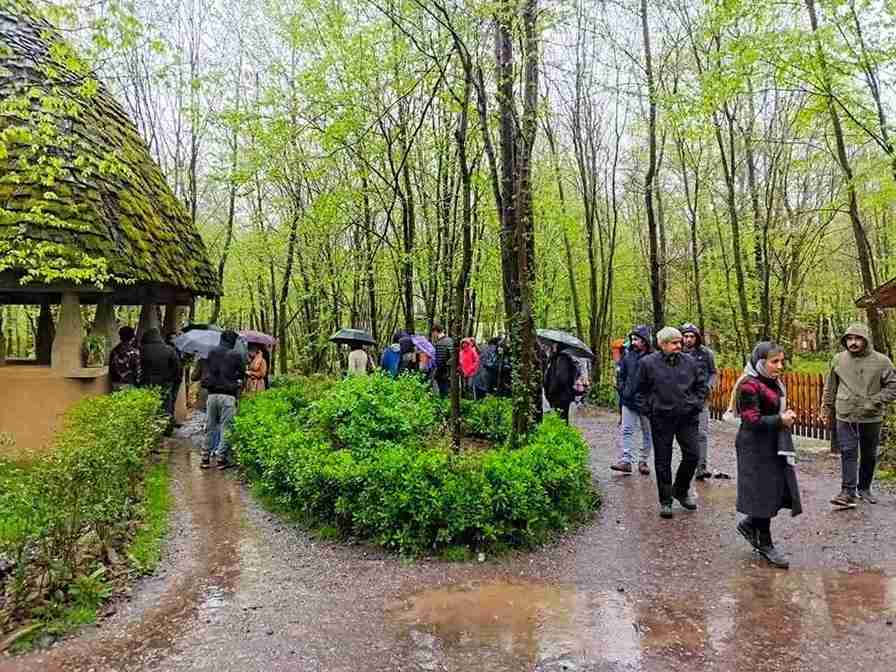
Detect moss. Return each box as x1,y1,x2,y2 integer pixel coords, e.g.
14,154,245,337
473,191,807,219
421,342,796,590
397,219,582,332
0,7,219,295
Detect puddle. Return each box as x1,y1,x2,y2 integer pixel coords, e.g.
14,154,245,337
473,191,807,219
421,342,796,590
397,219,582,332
390,571,896,669
6,441,244,672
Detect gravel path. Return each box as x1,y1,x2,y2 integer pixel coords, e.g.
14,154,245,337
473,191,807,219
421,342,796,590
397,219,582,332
3,408,894,672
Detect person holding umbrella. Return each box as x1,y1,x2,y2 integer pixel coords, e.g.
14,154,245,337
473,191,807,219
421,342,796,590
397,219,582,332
544,344,578,423
348,343,371,376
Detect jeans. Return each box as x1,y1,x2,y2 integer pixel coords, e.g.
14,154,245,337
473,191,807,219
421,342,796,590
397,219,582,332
836,420,881,493
697,406,710,470
436,378,450,398
205,393,237,463
650,414,700,505
620,405,652,463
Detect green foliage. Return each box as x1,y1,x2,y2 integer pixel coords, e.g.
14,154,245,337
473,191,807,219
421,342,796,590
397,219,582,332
126,462,171,574
0,388,166,636
587,382,619,409
231,377,599,556
460,396,513,444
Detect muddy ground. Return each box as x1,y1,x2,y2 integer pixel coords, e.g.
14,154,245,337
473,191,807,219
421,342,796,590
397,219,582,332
2,408,894,672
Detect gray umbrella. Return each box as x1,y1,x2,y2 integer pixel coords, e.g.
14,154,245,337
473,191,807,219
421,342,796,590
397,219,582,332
536,329,595,359
330,328,376,346
174,329,249,360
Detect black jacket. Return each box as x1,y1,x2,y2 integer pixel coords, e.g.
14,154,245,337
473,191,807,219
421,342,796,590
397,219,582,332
434,335,454,382
203,343,246,396
636,351,708,419
680,324,717,388
544,350,577,407
139,328,181,387
616,326,653,412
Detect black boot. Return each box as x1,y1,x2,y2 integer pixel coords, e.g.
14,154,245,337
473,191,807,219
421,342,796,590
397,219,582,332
674,490,698,511
756,531,789,569
736,518,759,549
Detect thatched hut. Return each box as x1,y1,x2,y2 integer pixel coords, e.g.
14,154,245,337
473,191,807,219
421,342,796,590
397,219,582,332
0,3,219,453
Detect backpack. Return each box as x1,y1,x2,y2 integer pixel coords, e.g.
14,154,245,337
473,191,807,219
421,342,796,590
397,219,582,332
459,340,480,378
381,345,401,377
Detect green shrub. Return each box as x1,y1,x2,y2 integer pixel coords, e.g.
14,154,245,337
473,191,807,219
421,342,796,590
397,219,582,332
461,396,513,444
587,381,618,408
231,377,599,556
0,388,166,635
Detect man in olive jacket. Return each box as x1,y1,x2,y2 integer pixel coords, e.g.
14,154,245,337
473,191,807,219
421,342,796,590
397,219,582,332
822,323,896,506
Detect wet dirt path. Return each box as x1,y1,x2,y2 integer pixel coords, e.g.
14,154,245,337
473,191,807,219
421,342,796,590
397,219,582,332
3,409,895,671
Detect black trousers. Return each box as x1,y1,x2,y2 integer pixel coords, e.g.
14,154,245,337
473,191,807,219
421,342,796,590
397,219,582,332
836,420,881,492
650,413,700,504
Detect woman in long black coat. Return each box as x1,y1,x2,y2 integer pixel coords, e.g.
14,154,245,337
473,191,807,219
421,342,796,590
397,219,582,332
734,341,802,569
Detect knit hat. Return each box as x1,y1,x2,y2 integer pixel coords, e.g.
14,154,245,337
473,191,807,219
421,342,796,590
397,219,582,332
656,326,683,344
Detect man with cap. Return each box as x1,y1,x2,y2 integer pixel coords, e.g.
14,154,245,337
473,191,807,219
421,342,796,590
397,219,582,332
681,323,717,479
821,322,896,507
612,325,654,475
637,326,709,518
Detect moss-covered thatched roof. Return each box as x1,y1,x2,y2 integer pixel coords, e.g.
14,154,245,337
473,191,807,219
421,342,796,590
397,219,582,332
0,3,220,298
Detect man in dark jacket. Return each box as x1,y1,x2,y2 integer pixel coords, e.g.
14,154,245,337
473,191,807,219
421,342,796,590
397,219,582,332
201,330,246,470
139,327,181,418
612,325,653,475
681,323,717,480
110,325,141,391
637,326,709,518
432,323,454,397
544,345,578,423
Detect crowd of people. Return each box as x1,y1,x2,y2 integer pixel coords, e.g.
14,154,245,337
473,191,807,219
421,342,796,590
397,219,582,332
109,324,269,471
609,321,896,570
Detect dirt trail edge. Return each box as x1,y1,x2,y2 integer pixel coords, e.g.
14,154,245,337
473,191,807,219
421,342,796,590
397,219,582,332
3,409,895,672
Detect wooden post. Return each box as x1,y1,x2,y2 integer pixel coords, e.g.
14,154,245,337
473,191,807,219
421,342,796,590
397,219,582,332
51,292,83,371
163,304,184,336
136,303,160,342
91,299,118,364
36,301,54,365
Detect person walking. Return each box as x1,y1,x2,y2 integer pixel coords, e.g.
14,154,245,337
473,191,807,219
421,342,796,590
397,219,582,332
681,323,717,480
611,325,653,475
544,344,578,423
138,327,181,421
732,342,802,569
109,325,141,392
637,326,708,518
347,343,371,376
245,346,269,392
201,330,246,470
821,323,896,507
432,323,454,397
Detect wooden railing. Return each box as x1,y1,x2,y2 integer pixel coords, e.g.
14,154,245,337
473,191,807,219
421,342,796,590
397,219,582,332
709,368,832,440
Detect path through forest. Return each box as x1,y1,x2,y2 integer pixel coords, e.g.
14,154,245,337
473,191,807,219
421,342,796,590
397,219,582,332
2,409,895,672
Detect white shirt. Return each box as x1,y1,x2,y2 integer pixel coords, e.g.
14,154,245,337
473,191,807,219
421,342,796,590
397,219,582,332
348,349,369,375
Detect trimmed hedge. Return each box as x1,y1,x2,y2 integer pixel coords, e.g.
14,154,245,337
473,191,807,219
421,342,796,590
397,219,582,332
0,389,166,633
231,373,599,555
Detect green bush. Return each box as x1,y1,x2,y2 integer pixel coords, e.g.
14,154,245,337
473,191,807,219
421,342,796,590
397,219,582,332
587,381,619,408
231,376,599,555
0,388,166,634
461,396,513,444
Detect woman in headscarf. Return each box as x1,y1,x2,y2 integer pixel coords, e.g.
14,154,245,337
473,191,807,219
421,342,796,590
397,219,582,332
731,341,802,569
245,346,268,394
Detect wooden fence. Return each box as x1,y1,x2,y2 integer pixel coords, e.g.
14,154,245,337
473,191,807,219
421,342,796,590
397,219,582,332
708,368,832,441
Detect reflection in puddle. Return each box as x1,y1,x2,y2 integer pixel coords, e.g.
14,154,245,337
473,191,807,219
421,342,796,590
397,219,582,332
391,570,896,669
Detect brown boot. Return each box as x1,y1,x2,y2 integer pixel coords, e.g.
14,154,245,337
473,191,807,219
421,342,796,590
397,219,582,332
638,462,650,475
610,461,633,474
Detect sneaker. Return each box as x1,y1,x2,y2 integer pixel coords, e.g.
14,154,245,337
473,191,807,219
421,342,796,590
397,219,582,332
660,503,674,519
200,459,211,470
638,462,650,475
757,543,790,569
674,492,698,511
830,490,858,508
736,520,759,549
858,489,878,504
610,462,633,474
694,468,712,481
217,461,234,471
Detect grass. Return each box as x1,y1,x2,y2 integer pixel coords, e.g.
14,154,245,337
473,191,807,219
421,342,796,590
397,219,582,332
127,461,171,574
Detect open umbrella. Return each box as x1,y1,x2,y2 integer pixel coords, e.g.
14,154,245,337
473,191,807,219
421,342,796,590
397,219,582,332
410,334,435,361
330,328,376,346
181,323,222,333
536,329,594,359
239,329,278,349
174,329,248,360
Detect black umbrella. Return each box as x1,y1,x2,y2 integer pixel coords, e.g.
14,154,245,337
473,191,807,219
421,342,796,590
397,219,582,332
536,329,595,359
330,328,376,346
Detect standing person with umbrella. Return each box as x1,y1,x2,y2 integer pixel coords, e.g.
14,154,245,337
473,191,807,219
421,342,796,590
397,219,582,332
330,329,376,377
347,343,371,376
245,346,268,393
537,329,594,423
636,326,708,519
201,330,245,470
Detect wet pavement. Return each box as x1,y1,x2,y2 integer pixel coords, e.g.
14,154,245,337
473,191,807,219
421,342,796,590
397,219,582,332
3,409,895,671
